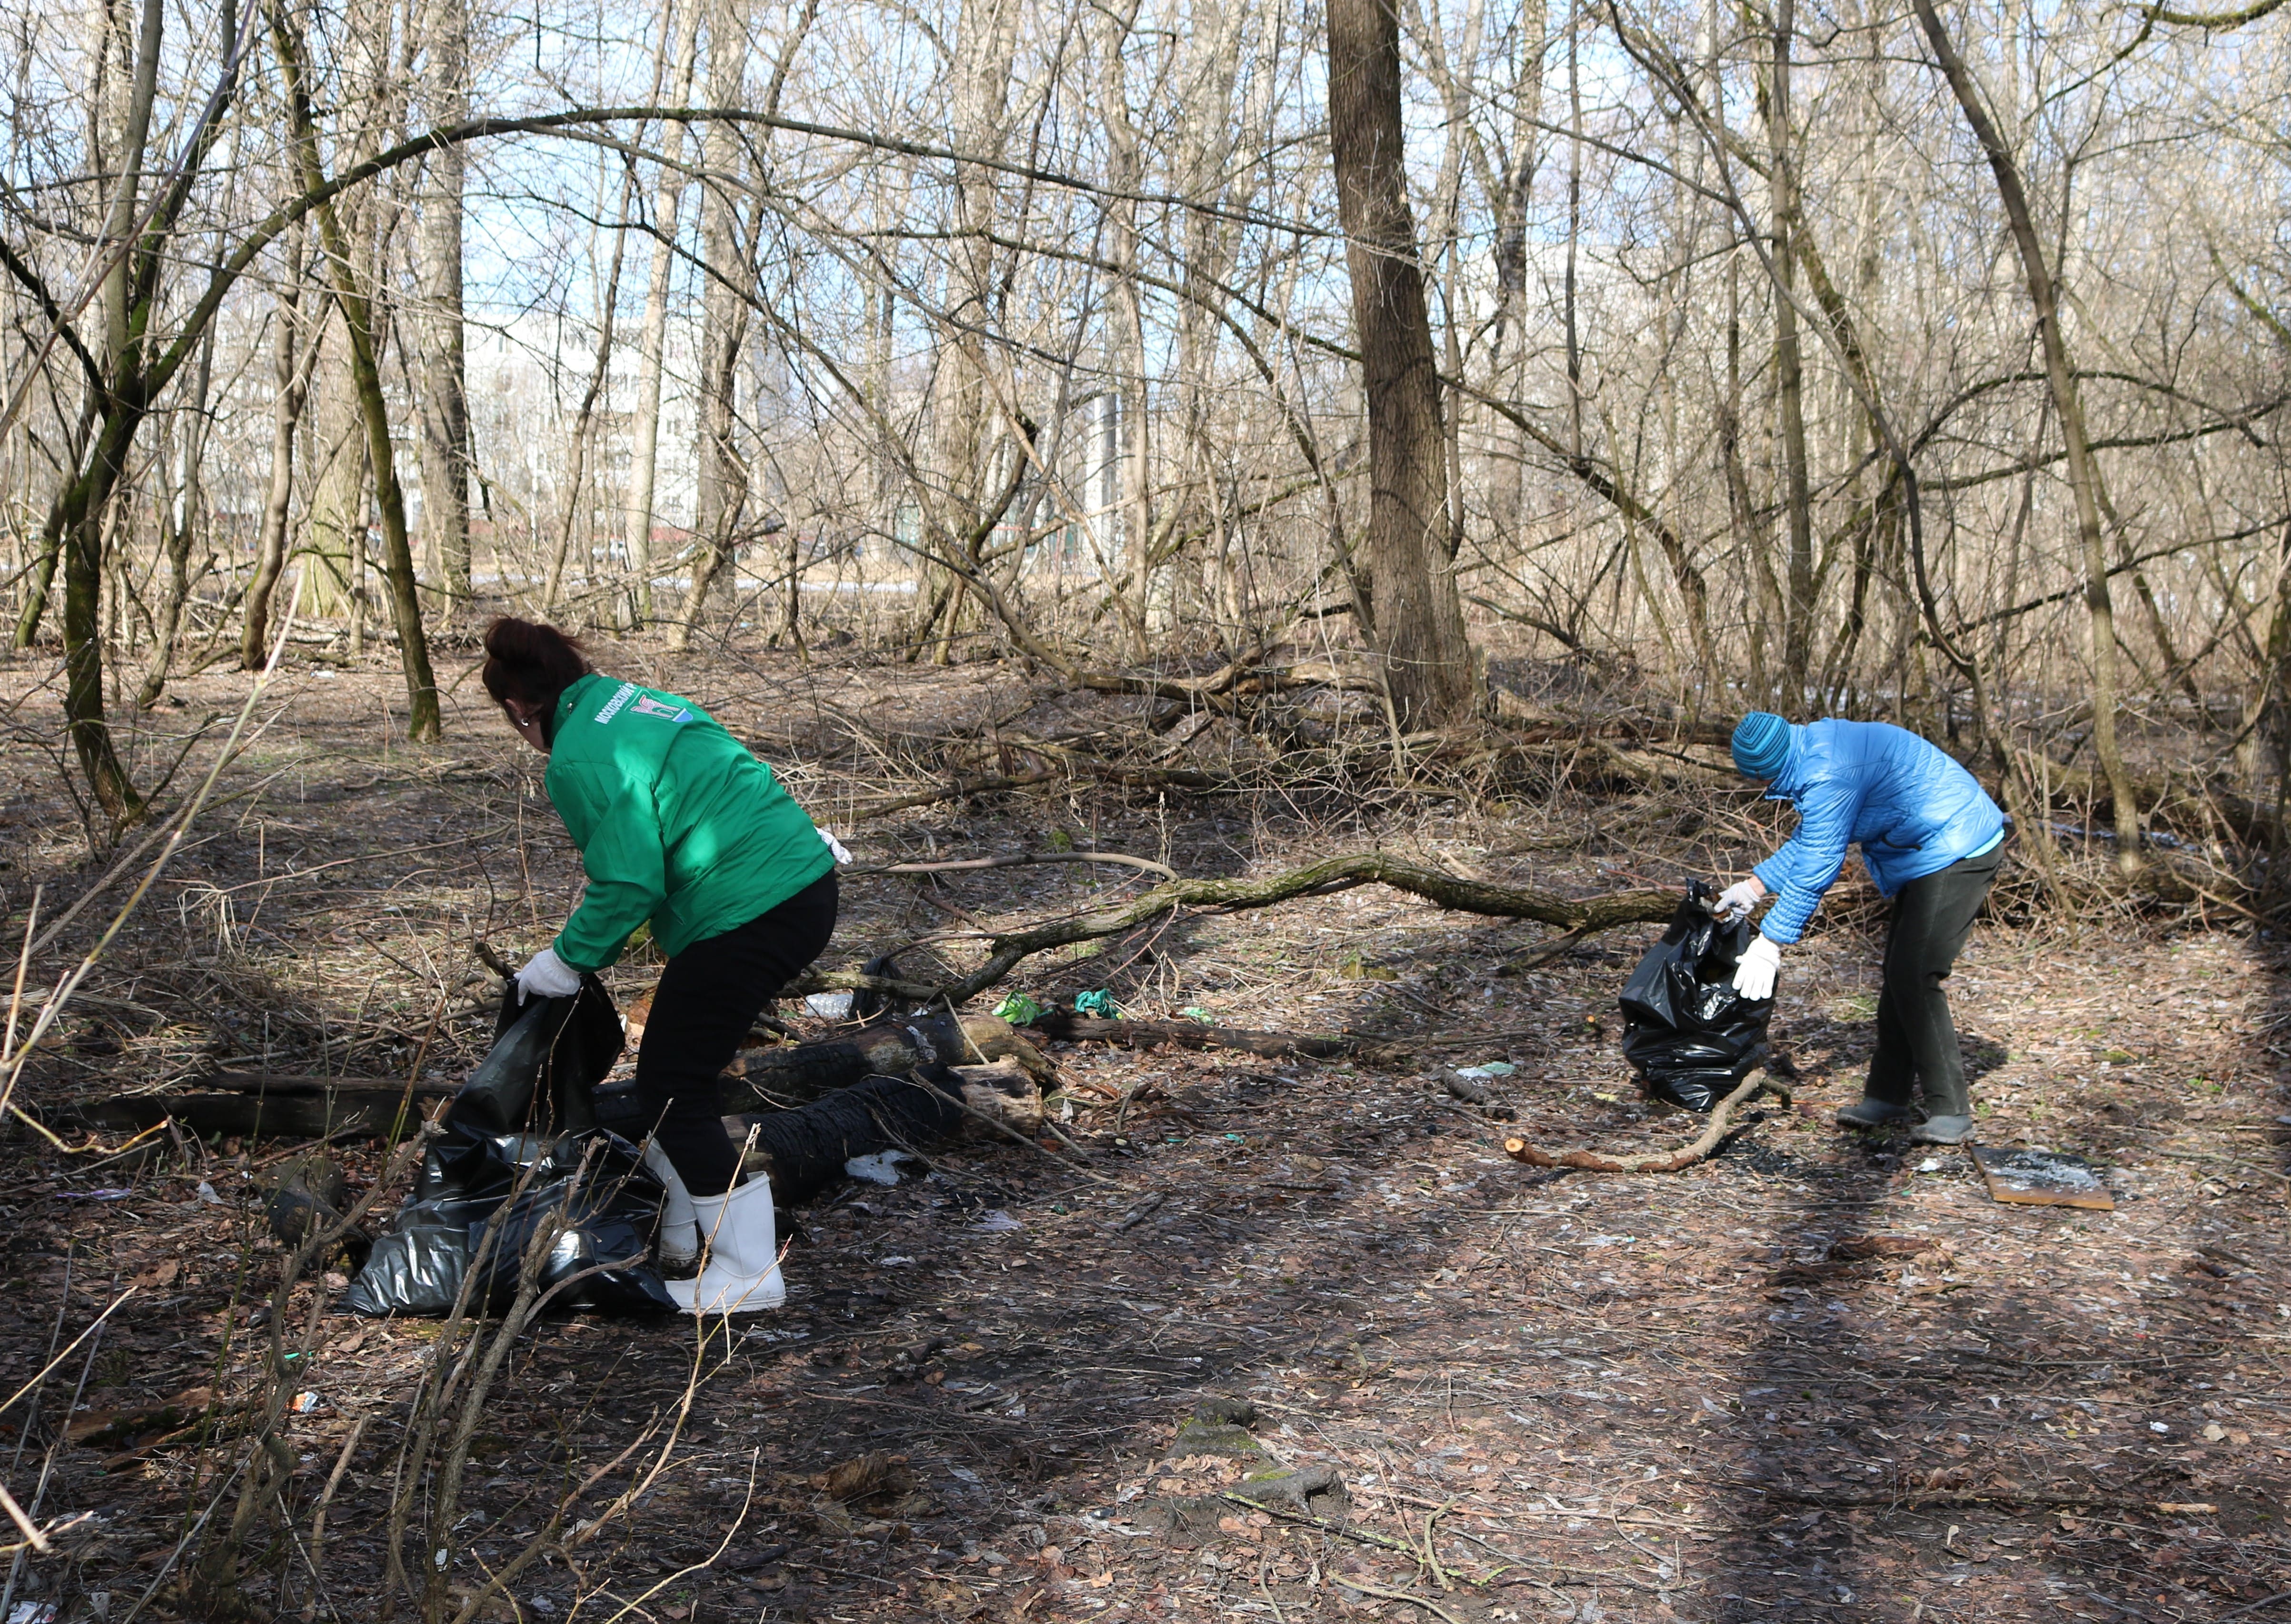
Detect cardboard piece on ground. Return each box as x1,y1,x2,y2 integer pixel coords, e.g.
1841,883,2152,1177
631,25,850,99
1970,1145,2115,1211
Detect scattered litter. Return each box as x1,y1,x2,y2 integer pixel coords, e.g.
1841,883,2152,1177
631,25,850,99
1916,1157,1944,1173
878,1255,915,1266
804,992,855,1020
53,1188,135,1201
1618,883,1771,1111
288,1391,322,1414
194,1180,224,1206
1970,1146,2115,1211
843,1150,914,1186
949,1466,983,1484
992,992,1045,1025
1072,990,1120,1018
1180,1006,1214,1023
9,1604,59,1624
971,1209,1023,1233
1454,1061,1517,1079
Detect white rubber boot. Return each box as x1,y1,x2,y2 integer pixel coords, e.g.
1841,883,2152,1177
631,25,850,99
641,1141,700,1275
665,1176,786,1315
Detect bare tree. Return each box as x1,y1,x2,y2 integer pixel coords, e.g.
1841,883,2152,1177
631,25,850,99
1328,0,1477,725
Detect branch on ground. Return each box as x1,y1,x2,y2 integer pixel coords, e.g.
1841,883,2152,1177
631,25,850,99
790,852,1679,1006
1503,1070,1791,1172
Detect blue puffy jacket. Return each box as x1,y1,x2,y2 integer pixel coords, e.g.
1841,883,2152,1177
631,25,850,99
1750,719,2006,945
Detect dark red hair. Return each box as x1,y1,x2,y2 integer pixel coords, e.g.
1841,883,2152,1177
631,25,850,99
481,617,591,730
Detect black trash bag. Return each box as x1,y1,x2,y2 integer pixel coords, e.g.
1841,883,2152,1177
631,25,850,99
448,974,624,1137
341,1127,674,1317
344,974,665,1317
1618,881,1773,1112
470,1132,678,1314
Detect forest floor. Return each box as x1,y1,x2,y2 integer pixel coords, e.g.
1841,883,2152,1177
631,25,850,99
2,637,2290,1624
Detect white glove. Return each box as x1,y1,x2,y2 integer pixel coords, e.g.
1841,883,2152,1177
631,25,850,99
1732,935,1782,1001
817,827,853,866
514,944,583,1003
1714,877,1765,923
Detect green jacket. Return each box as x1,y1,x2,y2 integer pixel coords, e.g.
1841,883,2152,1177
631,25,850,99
544,672,833,969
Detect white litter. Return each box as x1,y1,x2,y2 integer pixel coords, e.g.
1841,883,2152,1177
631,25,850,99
971,1209,1023,1233
843,1150,912,1185
1917,1157,1943,1173
1454,1061,1517,1079
806,991,855,1020
195,1181,224,1206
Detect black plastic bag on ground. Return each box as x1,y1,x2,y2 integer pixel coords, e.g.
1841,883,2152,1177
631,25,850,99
341,1127,674,1317
1619,881,1773,1112
343,978,667,1316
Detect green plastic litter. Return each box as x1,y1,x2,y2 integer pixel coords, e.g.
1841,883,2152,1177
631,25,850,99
1180,1006,1214,1022
992,992,1045,1025
1073,989,1121,1018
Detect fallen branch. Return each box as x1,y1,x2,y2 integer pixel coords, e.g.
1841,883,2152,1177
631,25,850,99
1503,1069,1791,1172
869,853,1677,1007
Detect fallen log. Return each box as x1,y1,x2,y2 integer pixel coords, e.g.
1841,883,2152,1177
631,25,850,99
787,852,1680,1007
733,1060,1045,1204
73,1016,1053,1145
714,1012,1051,1112
70,1084,433,1142
1023,1011,1395,1061
1502,1070,1791,1172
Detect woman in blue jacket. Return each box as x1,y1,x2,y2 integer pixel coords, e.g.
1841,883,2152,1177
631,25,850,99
1716,713,2007,1145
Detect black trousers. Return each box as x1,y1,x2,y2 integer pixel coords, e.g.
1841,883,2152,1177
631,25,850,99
1862,842,2003,1117
638,871,837,1195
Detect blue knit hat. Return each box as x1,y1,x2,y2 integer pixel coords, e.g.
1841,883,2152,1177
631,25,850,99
1730,712,1793,780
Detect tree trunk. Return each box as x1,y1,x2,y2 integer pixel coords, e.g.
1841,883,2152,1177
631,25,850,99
244,220,312,667
59,0,165,822
544,157,633,615
670,0,754,652
416,0,472,606
1766,0,1815,702
1326,0,1476,725
1098,0,1155,658
1911,0,2140,867
620,0,702,629
61,412,147,822
273,0,441,740
135,346,208,709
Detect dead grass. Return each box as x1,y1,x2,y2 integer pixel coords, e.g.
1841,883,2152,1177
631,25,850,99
0,636,2287,1622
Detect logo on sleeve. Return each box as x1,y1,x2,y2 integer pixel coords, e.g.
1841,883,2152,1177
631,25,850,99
592,682,637,724
630,693,692,724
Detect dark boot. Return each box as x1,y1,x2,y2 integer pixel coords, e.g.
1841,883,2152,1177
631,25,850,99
1836,1096,1918,1129
1910,1114,1975,1145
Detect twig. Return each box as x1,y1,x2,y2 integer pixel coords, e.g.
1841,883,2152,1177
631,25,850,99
2,888,38,1062
0,569,308,1127
0,1289,139,1424
307,1412,368,1598
846,849,1179,881
0,1483,48,1555
1338,1573,1474,1624
1503,1070,1792,1172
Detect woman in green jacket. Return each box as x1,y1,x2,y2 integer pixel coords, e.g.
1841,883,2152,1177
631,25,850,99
482,617,837,1313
